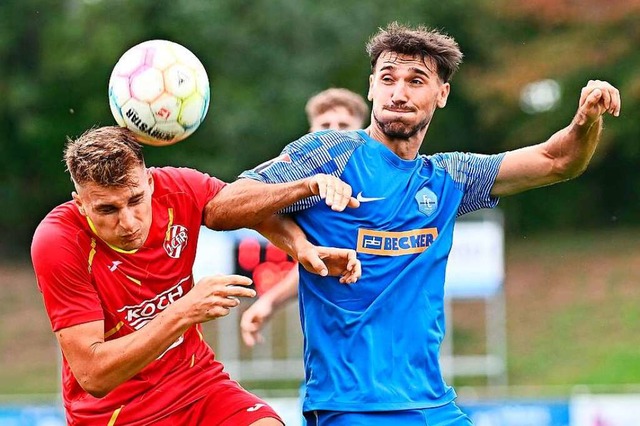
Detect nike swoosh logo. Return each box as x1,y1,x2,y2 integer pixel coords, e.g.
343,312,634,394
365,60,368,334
246,403,266,412
356,191,385,203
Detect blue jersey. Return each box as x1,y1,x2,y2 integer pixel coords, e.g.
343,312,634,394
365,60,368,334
241,130,505,412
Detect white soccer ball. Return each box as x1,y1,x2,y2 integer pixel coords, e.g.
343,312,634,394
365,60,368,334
108,40,210,146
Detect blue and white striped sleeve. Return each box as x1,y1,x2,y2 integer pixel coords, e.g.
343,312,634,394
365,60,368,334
429,152,506,216
239,130,364,213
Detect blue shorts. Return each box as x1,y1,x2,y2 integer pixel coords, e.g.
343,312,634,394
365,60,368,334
303,401,472,426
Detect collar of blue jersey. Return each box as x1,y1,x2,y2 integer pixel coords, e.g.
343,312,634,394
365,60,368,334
357,130,421,170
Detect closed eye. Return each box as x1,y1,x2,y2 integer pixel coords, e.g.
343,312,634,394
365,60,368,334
129,194,144,206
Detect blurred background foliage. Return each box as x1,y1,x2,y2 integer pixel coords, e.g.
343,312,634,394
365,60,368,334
1,0,639,258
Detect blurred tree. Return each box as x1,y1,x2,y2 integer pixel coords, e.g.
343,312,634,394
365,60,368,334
0,0,638,255
463,0,640,232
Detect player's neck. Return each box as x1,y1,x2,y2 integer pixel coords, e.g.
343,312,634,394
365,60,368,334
365,125,424,160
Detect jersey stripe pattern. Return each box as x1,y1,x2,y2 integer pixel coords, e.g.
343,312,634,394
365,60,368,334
240,129,505,412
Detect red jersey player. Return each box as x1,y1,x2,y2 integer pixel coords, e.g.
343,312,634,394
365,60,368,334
31,126,361,425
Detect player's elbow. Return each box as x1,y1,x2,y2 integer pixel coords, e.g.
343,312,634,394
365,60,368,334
77,372,116,398
80,381,111,399
86,387,110,399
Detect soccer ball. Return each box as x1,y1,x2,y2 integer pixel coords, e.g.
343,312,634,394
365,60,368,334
108,40,210,146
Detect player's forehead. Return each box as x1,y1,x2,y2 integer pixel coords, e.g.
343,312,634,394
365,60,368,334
374,51,437,78
86,183,144,206
79,168,148,205
314,106,352,121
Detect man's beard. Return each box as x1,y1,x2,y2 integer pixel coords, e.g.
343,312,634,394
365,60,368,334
373,112,430,139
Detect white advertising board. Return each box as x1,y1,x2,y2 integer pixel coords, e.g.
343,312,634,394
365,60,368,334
445,211,504,299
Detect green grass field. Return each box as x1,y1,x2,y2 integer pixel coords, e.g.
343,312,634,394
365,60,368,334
2,227,639,398
452,227,640,391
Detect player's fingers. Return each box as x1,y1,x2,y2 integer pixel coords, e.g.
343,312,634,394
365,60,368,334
585,88,602,109
345,250,358,269
608,86,621,116
241,330,256,347
347,197,360,209
222,285,256,299
332,182,354,212
339,268,360,284
200,274,253,287
206,306,231,319
348,257,362,279
241,326,262,347
324,178,337,208
575,88,604,126
240,311,258,332
599,87,612,112
316,174,328,199
326,179,354,211
328,183,342,210
223,274,253,286
579,83,592,107
340,260,361,284
212,295,242,309
300,254,329,277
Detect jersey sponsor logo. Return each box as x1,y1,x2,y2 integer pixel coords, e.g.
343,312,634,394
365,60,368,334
246,403,266,412
117,276,190,329
415,187,438,216
355,191,385,203
357,228,438,256
163,224,188,258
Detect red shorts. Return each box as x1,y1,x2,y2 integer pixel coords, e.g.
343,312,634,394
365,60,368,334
155,379,282,425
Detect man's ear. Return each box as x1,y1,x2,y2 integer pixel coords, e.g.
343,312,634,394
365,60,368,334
437,82,451,109
147,169,154,194
367,74,374,101
72,191,86,216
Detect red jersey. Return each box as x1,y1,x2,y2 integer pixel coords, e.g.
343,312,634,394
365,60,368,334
31,167,231,425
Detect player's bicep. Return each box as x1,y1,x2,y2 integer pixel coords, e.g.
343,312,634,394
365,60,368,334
202,178,284,229
491,145,559,197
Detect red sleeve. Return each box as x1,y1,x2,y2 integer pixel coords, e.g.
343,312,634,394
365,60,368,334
31,209,104,332
150,167,227,212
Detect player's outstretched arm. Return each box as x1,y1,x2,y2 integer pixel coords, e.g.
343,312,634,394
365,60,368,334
203,174,359,231
491,80,621,197
240,268,299,347
55,275,254,398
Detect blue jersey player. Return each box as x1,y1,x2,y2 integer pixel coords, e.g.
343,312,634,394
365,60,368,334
239,22,620,426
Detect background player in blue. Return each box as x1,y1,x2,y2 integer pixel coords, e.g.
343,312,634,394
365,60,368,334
240,22,621,425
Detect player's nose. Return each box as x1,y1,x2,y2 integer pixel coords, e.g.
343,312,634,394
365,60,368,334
118,207,137,231
391,82,409,103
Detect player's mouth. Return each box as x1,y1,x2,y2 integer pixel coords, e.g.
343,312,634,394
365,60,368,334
384,105,415,113
121,231,140,242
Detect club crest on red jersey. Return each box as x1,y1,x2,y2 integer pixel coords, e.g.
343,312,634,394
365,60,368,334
164,224,188,258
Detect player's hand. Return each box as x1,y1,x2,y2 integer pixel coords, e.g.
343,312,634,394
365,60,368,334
575,80,621,126
240,298,274,347
183,275,255,322
297,245,361,284
307,173,360,211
